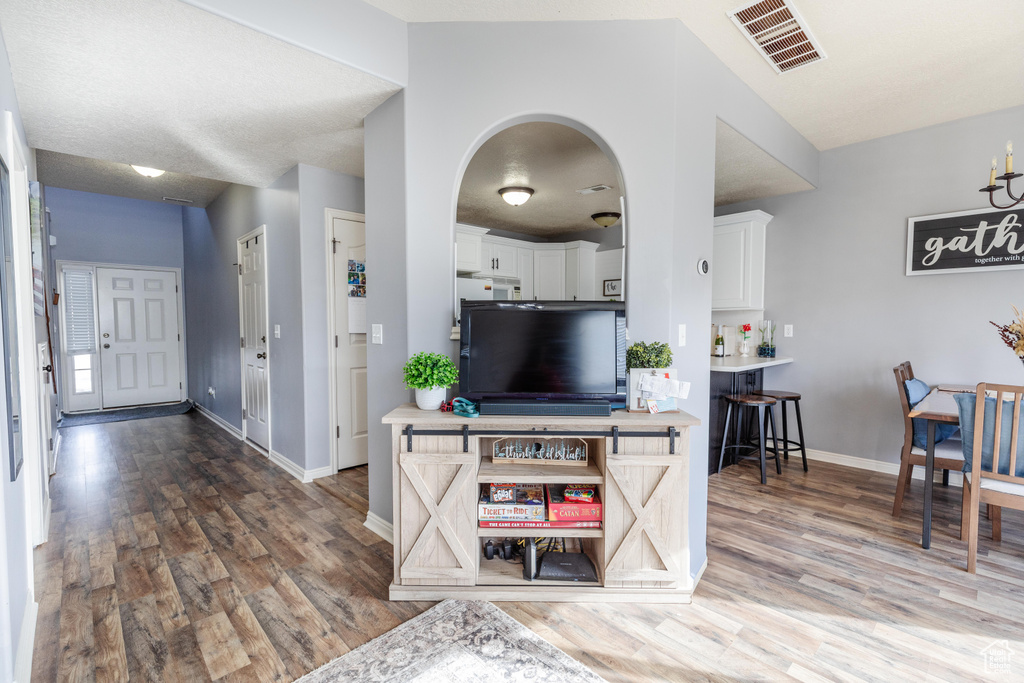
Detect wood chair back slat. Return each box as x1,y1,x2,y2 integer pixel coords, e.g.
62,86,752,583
1010,394,1021,478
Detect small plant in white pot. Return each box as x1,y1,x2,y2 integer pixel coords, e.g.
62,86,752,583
404,352,458,410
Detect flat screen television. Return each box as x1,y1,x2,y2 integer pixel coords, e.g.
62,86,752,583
458,300,626,407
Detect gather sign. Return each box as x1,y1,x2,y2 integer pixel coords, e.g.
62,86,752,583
906,207,1024,276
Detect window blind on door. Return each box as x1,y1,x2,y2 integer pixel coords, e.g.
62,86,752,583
63,268,96,354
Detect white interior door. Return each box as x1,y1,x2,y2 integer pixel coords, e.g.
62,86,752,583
239,228,269,451
331,215,368,469
97,267,181,408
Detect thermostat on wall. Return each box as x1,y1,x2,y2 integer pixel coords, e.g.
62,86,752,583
697,258,710,275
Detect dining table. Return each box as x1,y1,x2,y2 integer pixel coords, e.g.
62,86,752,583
907,384,975,549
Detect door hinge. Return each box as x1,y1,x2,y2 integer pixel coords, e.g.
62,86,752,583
332,238,338,254
334,335,338,348
175,285,179,293
177,333,181,341
336,426,340,438
238,263,242,276
241,337,245,348
48,437,53,451
243,408,247,419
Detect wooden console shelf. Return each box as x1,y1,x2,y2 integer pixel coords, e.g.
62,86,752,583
384,404,701,603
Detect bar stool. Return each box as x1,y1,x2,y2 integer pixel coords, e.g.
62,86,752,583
754,389,808,472
718,394,781,484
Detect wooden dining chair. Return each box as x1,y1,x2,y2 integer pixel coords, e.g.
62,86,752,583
964,383,1024,573
891,362,964,517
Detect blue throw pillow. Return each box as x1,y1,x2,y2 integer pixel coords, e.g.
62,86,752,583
904,378,959,449
954,392,1024,475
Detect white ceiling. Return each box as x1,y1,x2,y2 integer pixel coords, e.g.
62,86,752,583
0,0,401,199
714,119,813,206
457,122,622,237
362,0,1024,151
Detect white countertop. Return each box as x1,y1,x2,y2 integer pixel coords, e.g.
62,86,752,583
709,355,793,373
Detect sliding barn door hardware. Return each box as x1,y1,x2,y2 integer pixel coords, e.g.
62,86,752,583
403,425,679,454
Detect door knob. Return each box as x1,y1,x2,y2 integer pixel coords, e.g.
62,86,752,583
256,352,266,359
102,333,109,338
103,343,110,349
42,364,52,372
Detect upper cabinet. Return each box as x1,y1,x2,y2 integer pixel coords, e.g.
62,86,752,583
457,225,520,278
455,224,487,273
564,241,598,301
711,210,772,311
533,246,566,300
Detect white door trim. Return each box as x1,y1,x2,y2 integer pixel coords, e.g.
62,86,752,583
237,225,270,453
55,260,187,412
325,208,365,473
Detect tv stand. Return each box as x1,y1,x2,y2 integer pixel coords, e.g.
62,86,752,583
479,398,611,417
383,404,701,603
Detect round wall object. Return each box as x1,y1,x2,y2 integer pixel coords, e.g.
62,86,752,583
697,258,710,275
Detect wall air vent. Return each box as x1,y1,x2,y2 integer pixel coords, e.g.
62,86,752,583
727,0,826,74
576,184,612,195
162,196,194,204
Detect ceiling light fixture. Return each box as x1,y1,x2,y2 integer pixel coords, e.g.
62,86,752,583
131,165,165,178
591,212,621,228
499,187,533,206
980,140,1021,208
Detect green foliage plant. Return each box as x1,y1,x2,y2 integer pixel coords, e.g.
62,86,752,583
626,341,673,370
403,352,459,390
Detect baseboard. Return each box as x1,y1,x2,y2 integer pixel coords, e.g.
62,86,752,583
269,449,305,481
806,449,963,487
13,599,38,683
364,511,394,545
690,556,709,592
50,429,62,475
193,402,243,440
304,466,334,482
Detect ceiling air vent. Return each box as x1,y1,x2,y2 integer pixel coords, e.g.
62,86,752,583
727,0,826,74
576,184,612,195
162,196,194,205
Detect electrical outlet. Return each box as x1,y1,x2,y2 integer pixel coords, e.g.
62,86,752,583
274,324,281,339
678,324,686,347
784,324,793,338
371,323,383,345
208,386,216,398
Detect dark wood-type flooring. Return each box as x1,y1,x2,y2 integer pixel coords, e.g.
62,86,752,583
33,412,1024,681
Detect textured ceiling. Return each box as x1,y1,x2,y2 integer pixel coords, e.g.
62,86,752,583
714,120,813,207
456,122,622,237
36,150,230,208
0,0,401,189
362,0,1024,151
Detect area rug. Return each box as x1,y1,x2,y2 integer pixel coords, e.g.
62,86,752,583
296,599,606,682
57,400,193,427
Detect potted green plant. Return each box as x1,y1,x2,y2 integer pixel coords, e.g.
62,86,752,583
626,341,674,412
404,352,459,410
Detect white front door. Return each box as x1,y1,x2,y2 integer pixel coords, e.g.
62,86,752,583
239,228,270,451
96,267,181,408
331,215,368,469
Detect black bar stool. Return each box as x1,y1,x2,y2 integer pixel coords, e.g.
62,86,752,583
718,393,781,484
754,389,808,472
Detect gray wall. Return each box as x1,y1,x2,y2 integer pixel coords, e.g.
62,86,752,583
362,19,818,582
717,105,1024,467
0,24,34,680
46,188,185,270
184,165,365,472
364,91,409,521
297,164,364,472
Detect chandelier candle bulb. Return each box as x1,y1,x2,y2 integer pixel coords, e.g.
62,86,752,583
1008,141,1014,175
991,157,998,186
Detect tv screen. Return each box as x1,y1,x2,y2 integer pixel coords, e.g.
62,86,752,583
459,301,626,403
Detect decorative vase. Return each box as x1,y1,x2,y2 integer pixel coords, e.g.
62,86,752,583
415,386,446,410
740,340,750,357
757,345,776,358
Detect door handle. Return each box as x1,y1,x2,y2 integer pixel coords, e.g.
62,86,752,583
103,343,110,349
42,365,52,373
256,352,266,359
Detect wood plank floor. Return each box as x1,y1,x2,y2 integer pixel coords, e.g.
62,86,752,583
33,412,1024,681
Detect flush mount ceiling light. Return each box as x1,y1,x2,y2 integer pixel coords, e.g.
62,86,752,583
591,212,621,228
499,187,533,206
130,165,165,178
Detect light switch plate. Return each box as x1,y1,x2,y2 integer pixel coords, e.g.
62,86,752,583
371,323,383,344
274,324,281,338
784,324,793,338
678,324,686,346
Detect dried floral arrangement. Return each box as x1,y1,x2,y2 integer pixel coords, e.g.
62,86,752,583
992,306,1024,365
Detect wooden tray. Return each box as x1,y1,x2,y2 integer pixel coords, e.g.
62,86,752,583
492,436,588,466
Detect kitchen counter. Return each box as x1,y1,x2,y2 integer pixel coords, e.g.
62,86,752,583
710,355,793,373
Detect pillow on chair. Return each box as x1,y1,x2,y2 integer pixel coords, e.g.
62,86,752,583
954,392,1024,475
905,378,959,449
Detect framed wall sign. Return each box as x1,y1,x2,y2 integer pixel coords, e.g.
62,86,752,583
603,279,621,297
906,206,1024,276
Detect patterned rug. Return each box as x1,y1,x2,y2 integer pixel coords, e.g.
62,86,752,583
296,599,606,682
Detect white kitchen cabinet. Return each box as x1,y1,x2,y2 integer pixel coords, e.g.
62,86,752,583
533,246,566,300
564,241,598,301
711,210,772,310
485,239,518,278
455,224,487,273
517,247,534,300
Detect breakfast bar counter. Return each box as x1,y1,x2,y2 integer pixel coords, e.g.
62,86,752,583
710,355,793,372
